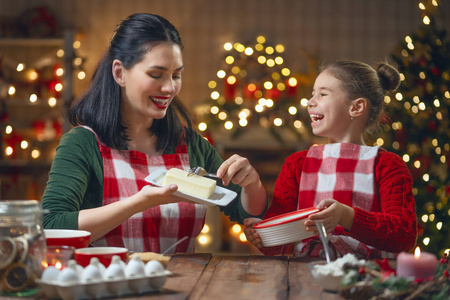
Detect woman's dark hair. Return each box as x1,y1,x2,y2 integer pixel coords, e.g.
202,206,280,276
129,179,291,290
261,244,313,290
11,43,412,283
70,13,193,150
323,60,400,131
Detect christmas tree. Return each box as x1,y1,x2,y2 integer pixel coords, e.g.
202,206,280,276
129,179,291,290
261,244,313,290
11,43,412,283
195,36,316,145
381,0,449,256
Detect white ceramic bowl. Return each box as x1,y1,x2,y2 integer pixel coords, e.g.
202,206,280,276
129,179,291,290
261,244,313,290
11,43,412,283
308,260,344,292
253,207,319,247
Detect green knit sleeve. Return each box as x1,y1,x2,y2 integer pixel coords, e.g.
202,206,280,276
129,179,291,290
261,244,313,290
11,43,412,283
187,131,267,224
41,127,103,229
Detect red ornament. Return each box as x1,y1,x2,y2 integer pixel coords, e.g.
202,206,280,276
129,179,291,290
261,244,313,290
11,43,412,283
47,79,62,98
4,132,23,159
375,258,395,274
223,78,237,101
52,120,62,138
429,120,437,131
32,120,46,137
243,84,259,100
285,78,298,96
375,258,396,282
427,184,434,194
265,88,282,101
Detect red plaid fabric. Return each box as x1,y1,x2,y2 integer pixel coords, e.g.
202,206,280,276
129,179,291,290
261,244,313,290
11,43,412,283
295,143,395,259
82,126,207,253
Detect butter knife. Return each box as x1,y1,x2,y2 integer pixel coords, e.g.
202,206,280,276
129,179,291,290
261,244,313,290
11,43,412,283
316,221,331,264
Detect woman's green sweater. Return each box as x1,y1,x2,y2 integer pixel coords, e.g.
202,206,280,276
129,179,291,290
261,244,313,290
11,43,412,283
42,127,266,229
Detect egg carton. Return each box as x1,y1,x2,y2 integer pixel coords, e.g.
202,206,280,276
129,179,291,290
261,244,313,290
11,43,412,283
35,255,171,300
36,270,171,300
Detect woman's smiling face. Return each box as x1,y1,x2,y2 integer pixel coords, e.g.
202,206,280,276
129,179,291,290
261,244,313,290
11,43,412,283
118,42,184,123
308,70,354,142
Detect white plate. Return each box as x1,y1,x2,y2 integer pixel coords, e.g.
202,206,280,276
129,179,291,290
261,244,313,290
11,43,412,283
145,168,238,207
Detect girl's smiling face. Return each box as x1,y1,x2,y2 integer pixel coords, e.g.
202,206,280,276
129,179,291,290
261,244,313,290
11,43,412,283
116,42,184,124
308,70,355,143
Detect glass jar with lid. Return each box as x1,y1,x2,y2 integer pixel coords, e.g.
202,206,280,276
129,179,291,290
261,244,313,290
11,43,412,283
0,200,46,297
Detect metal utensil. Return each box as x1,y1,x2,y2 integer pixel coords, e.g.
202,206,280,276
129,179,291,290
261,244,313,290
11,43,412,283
188,167,218,178
316,221,331,264
162,236,188,255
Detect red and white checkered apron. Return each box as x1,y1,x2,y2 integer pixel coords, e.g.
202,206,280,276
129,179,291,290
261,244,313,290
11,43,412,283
294,143,395,259
82,126,207,253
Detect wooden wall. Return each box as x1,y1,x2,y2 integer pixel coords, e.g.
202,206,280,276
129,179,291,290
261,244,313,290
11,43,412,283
2,0,443,107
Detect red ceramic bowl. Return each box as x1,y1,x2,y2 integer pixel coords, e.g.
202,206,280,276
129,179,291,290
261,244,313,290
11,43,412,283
74,247,128,268
44,229,91,249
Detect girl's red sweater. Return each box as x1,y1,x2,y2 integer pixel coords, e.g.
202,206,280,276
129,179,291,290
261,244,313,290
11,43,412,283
259,149,417,256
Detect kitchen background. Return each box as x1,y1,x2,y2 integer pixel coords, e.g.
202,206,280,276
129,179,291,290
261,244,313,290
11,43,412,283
0,0,449,256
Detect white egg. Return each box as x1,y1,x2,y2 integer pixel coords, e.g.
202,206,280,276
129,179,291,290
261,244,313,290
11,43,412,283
89,257,106,275
104,256,126,280
57,267,79,284
111,255,126,270
80,263,102,283
124,256,145,277
144,260,165,276
67,260,84,277
41,266,60,283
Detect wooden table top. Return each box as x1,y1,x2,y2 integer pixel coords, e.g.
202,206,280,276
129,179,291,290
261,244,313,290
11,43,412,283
0,254,339,300
132,253,337,300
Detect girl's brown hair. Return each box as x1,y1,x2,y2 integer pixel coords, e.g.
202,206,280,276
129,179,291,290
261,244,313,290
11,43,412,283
323,60,400,131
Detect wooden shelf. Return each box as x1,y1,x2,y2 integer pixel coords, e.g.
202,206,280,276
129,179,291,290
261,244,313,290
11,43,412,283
0,32,75,199
0,38,64,47
0,160,52,174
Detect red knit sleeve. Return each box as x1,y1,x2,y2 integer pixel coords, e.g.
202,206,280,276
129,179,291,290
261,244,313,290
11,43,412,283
258,151,307,256
348,150,417,252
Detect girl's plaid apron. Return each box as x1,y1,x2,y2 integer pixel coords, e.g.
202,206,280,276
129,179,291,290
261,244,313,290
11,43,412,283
83,126,207,253
294,143,395,259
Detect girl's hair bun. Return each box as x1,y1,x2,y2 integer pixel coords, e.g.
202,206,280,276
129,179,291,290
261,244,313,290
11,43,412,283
376,63,401,92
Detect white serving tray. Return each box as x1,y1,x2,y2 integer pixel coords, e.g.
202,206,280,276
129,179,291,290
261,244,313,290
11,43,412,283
145,168,237,207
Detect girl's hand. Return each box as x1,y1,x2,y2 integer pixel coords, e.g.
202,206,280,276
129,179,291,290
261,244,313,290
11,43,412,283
217,154,260,187
244,218,263,249
304,199,355,235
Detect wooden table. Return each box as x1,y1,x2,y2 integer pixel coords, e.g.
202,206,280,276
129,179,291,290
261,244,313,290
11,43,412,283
132,253,338,300
1,254,339,300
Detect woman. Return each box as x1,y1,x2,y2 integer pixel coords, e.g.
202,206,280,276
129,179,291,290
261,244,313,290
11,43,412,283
42,13,267,254
244,60,417,259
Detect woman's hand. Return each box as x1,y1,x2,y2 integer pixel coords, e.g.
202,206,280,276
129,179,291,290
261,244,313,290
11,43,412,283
218,154,267,217
244,218,263,249
304,199,355,235
217,154,260,187
129,184,182,213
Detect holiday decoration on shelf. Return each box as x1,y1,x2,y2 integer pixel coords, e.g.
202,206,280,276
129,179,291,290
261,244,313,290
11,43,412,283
195,36,316,145
379,0,450,256
0,6,57,38
0,6,86,164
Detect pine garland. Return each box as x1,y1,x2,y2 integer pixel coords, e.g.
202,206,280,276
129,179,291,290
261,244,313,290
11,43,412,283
339,255,450,300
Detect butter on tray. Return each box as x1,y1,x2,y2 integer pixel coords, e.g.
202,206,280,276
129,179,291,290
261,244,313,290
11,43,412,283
164,168,216,199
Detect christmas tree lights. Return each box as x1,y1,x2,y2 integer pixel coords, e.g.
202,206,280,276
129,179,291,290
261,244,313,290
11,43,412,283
196,36,313,145
381,0,450,256
1,39,86,161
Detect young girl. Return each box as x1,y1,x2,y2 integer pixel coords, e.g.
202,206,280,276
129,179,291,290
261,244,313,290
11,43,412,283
244,60,417,259
41,13,267,254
